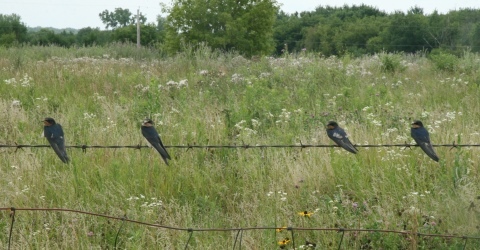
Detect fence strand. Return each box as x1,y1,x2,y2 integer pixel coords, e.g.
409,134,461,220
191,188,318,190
1,207,480,248
1,142,480,152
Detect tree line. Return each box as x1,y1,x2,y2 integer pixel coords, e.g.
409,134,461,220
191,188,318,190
1,3,480,57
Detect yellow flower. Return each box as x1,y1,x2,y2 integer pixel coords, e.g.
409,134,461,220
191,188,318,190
276,226,287,232
278,237,291,246
298,210,314,217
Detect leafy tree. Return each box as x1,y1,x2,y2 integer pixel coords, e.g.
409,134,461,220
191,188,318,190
99,8,146,29
0,14,27,46
28,28,59,46
379,8,433,53
273,11,305,54
273,5,387,55
448,9,480,53
112,24,160,45
163,0,279,56
333,16,387,56
76,27,109,46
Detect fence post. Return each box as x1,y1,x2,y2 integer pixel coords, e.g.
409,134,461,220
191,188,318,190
463,236,468,250
337,228,345,250
287,227,296,249
184,228,193,250
233,229,243,250
8,207,16,250
114,216,127,249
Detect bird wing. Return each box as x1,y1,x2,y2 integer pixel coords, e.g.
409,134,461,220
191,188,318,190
142,127,171,165
46,137,69,163
411,128,439,162
417,141,439,162
328,129,358,154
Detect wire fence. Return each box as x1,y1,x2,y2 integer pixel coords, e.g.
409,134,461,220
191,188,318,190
1,142,480,152
1,207,479,250
2,144,479,248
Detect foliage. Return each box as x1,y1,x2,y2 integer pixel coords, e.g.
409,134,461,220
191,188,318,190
4,5,480,57
0,14,28,46
162,0,278,57
112,24,161,45
27,29,76,47
428,49,459,72
98,8,147,29
76,27,110,46
379,52,406,73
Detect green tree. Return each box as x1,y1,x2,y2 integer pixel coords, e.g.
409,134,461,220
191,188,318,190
273,11,304,54
0,14,27,46
99,8,146,29
112,24,160,45
379,7,433,53
163,0,279,56
28,28,59,46
76,27,109,46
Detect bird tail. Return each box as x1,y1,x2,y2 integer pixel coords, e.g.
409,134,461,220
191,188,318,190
152,143,171,165
50,143,70,163
419,143,439,162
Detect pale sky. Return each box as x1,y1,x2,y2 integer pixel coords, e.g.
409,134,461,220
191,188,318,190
2,0,480,29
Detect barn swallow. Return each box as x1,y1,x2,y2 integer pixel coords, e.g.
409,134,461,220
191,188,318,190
141,118,171,165
43,117,70,163
410,120,439,162
326,121,358,154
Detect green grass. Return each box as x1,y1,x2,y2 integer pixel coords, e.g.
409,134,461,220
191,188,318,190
1,45,480,249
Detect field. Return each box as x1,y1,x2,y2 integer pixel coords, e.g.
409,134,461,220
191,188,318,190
1,44,480,249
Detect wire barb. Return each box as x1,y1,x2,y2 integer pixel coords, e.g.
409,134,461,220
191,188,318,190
450,141,457,151
14,142,24,153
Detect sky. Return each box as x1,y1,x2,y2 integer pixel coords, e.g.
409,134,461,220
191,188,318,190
2,0,480,29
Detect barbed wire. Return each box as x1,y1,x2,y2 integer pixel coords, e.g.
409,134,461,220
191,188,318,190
0,142,478,152
1,207,479,250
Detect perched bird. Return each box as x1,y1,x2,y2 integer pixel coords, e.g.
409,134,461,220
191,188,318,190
43,117,70,163
141,118,171,165
410,120,439,162
326,121,358,154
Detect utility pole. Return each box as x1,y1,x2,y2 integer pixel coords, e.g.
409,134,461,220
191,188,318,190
136,8,140,48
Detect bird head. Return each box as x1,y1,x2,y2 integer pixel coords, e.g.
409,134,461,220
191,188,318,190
142,118,154,126
326,121,338,129
411,120,423,128
43,117,56,126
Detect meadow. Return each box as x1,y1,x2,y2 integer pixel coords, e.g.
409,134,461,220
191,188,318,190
1,44,480,249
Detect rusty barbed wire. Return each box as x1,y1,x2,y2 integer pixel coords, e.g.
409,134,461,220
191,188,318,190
1,207,479,249
0,142,479,152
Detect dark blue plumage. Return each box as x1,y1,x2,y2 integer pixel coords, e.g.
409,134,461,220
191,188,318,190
43,117,70,163
141,118,171,165
410,120,439,162
326,121,358,154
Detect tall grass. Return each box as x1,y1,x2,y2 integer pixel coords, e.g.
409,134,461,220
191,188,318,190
1,44,480,249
